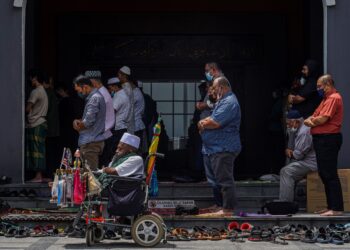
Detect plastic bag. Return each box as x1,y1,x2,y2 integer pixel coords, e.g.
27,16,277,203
50,173,59,202
73,168,85,205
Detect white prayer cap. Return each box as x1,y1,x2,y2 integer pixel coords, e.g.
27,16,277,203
120,132,140,149
84,70,102,79
137,81,143,88
119,66,131,76
107,77,120,85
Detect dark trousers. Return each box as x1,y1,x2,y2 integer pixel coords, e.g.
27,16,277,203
99,129,127,167
313,133,343,211
209,152,239,209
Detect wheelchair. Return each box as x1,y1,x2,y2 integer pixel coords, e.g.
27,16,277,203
83,153,167,247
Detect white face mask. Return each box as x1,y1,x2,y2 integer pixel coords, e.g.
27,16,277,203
300,77,306,86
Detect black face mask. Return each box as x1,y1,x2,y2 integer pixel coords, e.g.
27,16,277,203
208,94,217,103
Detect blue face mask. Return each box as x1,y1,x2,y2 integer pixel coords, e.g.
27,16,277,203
77,92,87,99
111,91,115,98
205,72,213,81
317,88,325,98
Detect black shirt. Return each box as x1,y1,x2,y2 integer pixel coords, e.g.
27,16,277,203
292,77,322,118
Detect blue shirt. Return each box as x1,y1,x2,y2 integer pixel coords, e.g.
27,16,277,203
201,92,241,155
78,89,106,146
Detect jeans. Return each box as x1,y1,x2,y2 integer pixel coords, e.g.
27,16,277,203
203,154,223,207
313,133,343,211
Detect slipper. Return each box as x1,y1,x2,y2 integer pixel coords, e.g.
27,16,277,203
301,229,317,243
272,236,288,245
330,234,344,245
15,227,30,238
228,221,240,231
240,222,253,232
248,227,262,242
209,229,222,241
261,229,273,241
317,233,331,243
5,226,18,237
279,233,301,241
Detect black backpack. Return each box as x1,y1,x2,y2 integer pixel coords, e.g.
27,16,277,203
107,177,146,216
261,201,299,215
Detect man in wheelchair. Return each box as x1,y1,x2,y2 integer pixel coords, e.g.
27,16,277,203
69,132,144,238
97,132,144,195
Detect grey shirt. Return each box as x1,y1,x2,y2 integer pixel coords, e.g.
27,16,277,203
291,123,317,170
26,85,48,128
133,87,145,131
112,89,130,130
78,89,106,146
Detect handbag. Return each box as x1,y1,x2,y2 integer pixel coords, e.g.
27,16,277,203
261,201,299,215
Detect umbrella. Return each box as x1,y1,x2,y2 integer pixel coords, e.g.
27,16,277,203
146,116,162,185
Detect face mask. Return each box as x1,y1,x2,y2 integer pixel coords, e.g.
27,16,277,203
205,72,213,81
111,91,115,98
317,89,325,98
77,92,87,99
290,127,298,133
208,94,216,103
300,77,306,86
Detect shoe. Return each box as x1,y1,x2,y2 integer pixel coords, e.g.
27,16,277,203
301,229,317,243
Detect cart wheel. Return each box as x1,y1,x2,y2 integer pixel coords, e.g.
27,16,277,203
86,227,95,247
131,215,164,247
94,226,104,243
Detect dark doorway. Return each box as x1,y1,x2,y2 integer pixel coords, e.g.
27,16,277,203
25,0,323,179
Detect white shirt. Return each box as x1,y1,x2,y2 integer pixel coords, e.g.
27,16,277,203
26,86,48,128
122,82,135,134
112,89,131,130
98,86,115,135
133,88,145,131
115,155,144,177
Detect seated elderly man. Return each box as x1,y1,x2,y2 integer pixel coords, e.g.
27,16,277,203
279,110,317,202
69,133,143,238
97,132,144,192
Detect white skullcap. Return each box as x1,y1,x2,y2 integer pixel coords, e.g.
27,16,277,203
84,70,102,79
137,81,143,88
120,132,140,149
119,66,131,76
107,77,120,85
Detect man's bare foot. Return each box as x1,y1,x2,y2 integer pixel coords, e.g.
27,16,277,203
320,210,343,216
314,208,329,214
41,178,52,183
210,209,234,217
205,205,222,212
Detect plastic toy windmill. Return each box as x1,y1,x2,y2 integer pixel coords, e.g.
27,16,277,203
146,116,162,185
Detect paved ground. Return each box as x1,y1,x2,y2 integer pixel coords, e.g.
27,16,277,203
1,237,350,250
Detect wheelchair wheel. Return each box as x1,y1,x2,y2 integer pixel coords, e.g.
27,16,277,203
131,215,164,247
151,212,164,224
94,226,104,243
86,227,95,247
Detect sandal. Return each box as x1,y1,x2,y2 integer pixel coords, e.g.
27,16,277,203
209,229,222,241
279,233,301,241
15,227,30,238
272,236,288,245
5,226,18,237
248,227,262,242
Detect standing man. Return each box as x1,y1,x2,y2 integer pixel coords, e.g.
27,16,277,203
198,76,241,216
279,110,317,202
84,70,115,167
197,63,223,211
304,74,344,216
118,66,135,134
107,77,131,154
73,76,106,170
26,69,49,182
132,81,146,147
